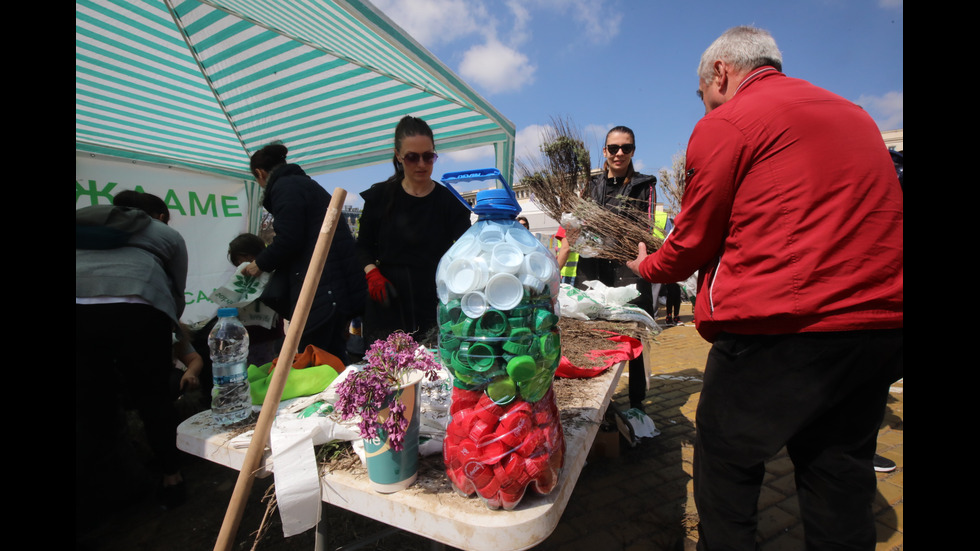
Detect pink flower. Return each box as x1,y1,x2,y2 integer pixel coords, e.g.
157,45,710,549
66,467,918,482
335,331,441,451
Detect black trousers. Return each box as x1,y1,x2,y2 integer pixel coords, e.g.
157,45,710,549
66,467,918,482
694,328,902,551
76,303,180,475
576,257,654,409
664,283,681,318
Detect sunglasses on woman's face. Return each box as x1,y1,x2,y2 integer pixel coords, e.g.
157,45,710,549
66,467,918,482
401,151,439,164
605,144,635,155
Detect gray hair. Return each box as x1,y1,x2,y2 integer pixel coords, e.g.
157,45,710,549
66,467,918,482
698,26,783,84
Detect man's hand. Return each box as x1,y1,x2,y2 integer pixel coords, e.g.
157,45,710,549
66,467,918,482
627,242,649,277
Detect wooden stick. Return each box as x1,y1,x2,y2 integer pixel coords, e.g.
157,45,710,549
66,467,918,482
214,187,348,551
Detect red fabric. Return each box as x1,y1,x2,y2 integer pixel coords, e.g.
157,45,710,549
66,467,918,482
555,333,642,379
639,69,903,342
365,267,390,303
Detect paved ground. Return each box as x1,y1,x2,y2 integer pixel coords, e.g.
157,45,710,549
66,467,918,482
77,302,903,550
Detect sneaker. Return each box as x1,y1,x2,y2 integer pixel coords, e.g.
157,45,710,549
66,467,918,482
624,408,661,439
873,454,896,473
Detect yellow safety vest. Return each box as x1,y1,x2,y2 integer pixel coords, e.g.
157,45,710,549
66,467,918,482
557,240,579,277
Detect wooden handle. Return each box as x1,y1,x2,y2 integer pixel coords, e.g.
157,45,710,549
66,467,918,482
214,187,348,551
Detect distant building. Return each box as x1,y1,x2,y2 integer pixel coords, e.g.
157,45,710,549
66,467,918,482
882,128,903,153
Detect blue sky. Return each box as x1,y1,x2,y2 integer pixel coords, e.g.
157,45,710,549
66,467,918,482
315,0,903,209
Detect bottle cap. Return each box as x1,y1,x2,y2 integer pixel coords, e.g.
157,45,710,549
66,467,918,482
460,291,489,318
490,242,524,274
446,234,481,260
439,299,463,324
216,307,239,317
465,342,497,372
477,309,508,337
478,224,506,252
506,355,538,383
520,274,545,294
446,257,489,294
484,273,524,311
533,309,559,332
538,332,560,361
502,327,533,354
517,371,551,403
452,317,476,337
505,226,539,253
451,350,475,376
486,376,517,405
521,251,556,281
476,433,508,465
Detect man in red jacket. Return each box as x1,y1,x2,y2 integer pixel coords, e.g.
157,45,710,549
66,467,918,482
628,26,902,550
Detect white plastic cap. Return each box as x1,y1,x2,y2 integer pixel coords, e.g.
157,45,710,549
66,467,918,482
484,273,524,310
490,242,524,274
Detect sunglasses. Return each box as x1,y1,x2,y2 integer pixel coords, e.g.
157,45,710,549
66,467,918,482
400,151,438,164
605,144,635,155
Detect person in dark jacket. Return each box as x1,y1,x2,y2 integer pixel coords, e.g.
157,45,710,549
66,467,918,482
76,191,189,511
575,125,659,436
355,116,471,346
243,143,366,364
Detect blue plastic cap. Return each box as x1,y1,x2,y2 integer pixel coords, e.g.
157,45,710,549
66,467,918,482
216,307,239,317
473,189,521,219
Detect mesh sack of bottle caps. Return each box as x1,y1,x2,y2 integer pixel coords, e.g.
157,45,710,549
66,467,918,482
436,217,566,510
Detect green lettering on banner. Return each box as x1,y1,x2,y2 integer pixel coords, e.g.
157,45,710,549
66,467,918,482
185,289,216,305
190,192,218,217
222,195,242,218
164,189,187,216
75,180,117,206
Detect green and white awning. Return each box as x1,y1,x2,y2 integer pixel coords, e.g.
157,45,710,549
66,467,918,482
76,0,515,181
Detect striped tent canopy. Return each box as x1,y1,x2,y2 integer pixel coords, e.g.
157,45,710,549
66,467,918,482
76,0,516,182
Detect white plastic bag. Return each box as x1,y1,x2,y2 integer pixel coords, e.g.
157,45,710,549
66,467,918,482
208,262,270,309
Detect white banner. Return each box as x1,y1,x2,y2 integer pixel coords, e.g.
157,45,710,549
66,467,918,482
76,153,259,326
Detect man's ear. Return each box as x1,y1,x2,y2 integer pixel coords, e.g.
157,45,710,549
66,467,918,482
713,61,728,92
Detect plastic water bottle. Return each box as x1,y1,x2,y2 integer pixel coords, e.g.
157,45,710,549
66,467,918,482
209,307,252,425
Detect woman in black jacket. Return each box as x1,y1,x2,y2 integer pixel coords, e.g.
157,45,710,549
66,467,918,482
576,126,659,432
243,143,366,363
355,116,471,346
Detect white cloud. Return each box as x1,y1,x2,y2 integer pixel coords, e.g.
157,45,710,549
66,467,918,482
530,0,622,43
856,91,903,130
515,124,552,161
458,39,536,94
444,145,495,163
371,0,485,47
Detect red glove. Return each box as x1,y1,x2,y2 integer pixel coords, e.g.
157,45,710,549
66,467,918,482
365,268,391,304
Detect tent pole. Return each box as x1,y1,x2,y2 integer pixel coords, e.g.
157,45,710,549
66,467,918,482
213,188,348,551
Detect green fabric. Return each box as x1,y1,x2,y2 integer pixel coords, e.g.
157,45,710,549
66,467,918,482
247,362,341,405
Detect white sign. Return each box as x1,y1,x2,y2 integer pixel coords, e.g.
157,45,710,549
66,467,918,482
76,153,259,325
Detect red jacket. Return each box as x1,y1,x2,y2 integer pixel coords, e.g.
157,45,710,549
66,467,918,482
639,68,903,341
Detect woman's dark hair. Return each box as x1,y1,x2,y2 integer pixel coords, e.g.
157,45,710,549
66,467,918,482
228,233,267,266
113,190,170,224
389,116,435,180
250,142,289,177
